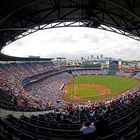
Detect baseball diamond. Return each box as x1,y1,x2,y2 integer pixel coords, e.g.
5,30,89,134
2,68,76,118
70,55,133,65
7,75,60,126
63,75,140,102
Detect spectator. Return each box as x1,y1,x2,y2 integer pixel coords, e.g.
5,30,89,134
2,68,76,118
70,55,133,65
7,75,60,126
80,121,96,140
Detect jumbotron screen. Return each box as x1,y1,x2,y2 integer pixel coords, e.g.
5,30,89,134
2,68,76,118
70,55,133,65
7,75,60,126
109,60,119,70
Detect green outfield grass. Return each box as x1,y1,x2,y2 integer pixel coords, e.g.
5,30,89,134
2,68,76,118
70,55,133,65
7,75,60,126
63,75,140,102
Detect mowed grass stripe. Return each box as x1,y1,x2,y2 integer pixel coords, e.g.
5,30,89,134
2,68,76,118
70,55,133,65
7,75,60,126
65,75,140,102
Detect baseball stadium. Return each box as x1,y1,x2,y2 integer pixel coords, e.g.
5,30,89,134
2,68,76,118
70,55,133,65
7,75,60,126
0,1,140,140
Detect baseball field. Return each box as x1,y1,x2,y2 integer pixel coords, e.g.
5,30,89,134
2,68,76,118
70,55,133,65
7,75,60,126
63,75,140,103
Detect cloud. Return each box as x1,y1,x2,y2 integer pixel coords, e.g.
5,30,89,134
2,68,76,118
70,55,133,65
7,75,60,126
2,27,140,60
61,35,77,43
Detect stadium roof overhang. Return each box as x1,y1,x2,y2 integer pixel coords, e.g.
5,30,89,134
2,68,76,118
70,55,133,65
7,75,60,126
0,0,140,61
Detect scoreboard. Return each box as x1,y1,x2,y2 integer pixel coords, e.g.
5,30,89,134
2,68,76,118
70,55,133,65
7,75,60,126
109,60,122,70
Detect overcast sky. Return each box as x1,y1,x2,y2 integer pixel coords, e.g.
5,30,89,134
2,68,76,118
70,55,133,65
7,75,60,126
1,27,140,60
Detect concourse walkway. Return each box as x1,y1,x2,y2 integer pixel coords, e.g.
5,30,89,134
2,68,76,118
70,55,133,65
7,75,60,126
0,108,54,118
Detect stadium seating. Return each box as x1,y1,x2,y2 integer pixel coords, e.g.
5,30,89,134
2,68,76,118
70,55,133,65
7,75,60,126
0,62,140,140
0,91,140,140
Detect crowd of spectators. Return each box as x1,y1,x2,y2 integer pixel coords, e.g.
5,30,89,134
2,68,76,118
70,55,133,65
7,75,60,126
133,72,140,80
0,62,57,110
1,62,140,113
0,62,140,139
72,69,109,76
0,86,139,139
116,71,133,77
24,72,73,109
53,86,140,139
